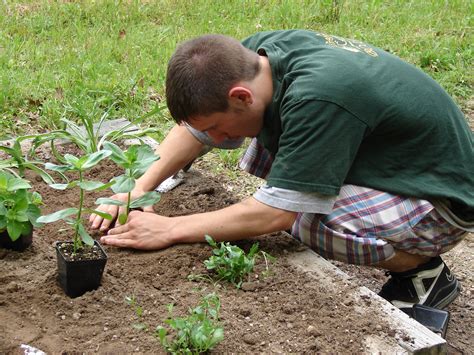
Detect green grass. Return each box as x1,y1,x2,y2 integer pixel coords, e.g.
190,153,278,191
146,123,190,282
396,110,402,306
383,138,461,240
0,0,472,136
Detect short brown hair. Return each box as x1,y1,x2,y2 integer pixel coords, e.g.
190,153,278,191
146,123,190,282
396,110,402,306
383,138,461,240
166,34,260,123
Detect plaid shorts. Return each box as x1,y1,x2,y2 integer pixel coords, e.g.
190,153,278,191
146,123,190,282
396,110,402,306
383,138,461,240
240,138,466,265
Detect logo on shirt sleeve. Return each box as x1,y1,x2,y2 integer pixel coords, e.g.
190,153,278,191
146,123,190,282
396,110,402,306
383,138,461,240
318,33,378,57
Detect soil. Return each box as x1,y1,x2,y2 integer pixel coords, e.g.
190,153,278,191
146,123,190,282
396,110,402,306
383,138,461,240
0,143,472,354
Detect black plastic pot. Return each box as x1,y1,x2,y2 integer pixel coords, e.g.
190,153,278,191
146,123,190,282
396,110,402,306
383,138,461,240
0,225,33,251
55,240,108,298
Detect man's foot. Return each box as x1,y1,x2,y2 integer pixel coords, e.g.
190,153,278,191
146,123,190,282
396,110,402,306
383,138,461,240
378,256,461,309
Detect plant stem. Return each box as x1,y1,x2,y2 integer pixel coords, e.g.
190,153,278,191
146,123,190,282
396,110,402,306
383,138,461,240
125,190,131,222
73,170,85,253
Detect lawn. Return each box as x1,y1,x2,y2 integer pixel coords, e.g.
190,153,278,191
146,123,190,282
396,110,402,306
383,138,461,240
0,0,472,137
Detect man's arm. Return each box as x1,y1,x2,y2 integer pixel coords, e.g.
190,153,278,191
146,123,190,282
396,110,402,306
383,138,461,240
100,197,298,250
135,124,206,190
90,124,205,230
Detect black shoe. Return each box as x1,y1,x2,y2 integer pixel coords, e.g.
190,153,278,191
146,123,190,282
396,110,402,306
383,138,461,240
378,256,461,309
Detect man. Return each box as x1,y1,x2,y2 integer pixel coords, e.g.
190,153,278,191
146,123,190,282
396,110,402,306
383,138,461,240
90,30,473,310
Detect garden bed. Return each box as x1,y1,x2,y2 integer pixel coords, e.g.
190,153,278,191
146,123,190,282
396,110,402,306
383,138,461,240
0,143,466,353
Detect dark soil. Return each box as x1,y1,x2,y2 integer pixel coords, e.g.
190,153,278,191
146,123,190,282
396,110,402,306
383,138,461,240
0,145,472,353
57,241,107,262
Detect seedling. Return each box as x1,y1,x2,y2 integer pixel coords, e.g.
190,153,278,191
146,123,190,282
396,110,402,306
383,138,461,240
125,295,148,331
95,142,161,224
202,235,275,288
0,171,43,241
36,150,114,253
156,293,224,354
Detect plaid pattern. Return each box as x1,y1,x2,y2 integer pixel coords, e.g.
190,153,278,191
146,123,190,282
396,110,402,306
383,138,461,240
239,138,273,179
241,139,466,265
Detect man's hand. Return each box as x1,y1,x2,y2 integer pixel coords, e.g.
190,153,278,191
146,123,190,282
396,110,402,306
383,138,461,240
89,189,153,231
100,211,174,250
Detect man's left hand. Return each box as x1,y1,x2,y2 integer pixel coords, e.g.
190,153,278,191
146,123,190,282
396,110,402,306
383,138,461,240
100,211,174,250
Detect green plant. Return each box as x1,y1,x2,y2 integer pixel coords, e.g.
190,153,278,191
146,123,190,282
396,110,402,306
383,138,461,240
36,150,114,252
28,103,164,162
95,142,161,224
0,135,64,184
0,170,43,241
203,235,274,288
125,295,148,331
156,293,224,354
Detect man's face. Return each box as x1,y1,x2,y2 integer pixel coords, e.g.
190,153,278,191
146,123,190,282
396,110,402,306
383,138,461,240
188,106,264,144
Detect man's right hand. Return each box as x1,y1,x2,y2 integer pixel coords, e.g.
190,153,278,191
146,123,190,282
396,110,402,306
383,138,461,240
89,189,154,231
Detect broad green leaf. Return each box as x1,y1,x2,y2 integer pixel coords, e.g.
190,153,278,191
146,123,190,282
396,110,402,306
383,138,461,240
103,142,128,165
77,180,114,191
37,208,78,223
7,177,31,191
49,182,76,190
64,154,80,165
27,204,43,227
22,163,56,185
95,197,126,206
0,217,6,230
6,221,23,241
14,211,29,222
81,150,112,169
129,191,161,208
20,221,32,236
84,208,113,220
111,175,135,194
45,162,71,173
77,223,94,246
29,191,43,205
210,327,224,345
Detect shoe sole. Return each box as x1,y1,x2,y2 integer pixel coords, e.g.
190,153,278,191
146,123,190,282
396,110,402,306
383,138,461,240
429,279,461,309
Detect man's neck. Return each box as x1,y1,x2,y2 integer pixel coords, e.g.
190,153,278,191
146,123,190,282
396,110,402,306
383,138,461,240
255,55,274,107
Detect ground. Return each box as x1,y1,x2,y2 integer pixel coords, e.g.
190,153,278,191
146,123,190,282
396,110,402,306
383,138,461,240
0,151,400,354
1,106,472,353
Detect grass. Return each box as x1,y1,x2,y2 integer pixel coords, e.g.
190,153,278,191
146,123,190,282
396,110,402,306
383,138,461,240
0,0,472,137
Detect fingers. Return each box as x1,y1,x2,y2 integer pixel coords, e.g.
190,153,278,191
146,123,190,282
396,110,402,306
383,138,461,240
143,205,154,213
106,223,129,235
100,234,136,248
90,204,120,231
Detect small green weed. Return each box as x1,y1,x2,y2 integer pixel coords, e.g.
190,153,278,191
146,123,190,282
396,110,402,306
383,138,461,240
201,235,275,288
156,293,224,354
125,295,147,331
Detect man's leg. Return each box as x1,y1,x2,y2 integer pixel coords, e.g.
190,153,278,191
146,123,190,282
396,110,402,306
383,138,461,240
291,184,466,309
377,250,430,272
239,139,466,309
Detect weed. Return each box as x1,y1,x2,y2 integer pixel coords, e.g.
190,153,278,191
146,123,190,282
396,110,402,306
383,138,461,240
125,295,147,331
156,293,224,354
202,235,275,288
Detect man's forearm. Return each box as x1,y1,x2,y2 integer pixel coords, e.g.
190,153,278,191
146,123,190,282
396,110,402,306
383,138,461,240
136,124,205,191
169,197,298,244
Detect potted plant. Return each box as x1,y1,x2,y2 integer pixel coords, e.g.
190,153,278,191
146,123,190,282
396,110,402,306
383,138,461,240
0,170,43,251
36,150,114,297
95,142,161,224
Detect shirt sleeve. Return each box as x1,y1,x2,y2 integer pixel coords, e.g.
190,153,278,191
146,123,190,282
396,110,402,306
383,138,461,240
254,184,337,214
266,99,369,195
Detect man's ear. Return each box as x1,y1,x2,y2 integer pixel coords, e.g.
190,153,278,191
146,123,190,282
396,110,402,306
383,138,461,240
228,86,253,106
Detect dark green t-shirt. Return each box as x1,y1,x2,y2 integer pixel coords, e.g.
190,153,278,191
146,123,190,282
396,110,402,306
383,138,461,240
242,30,473,216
